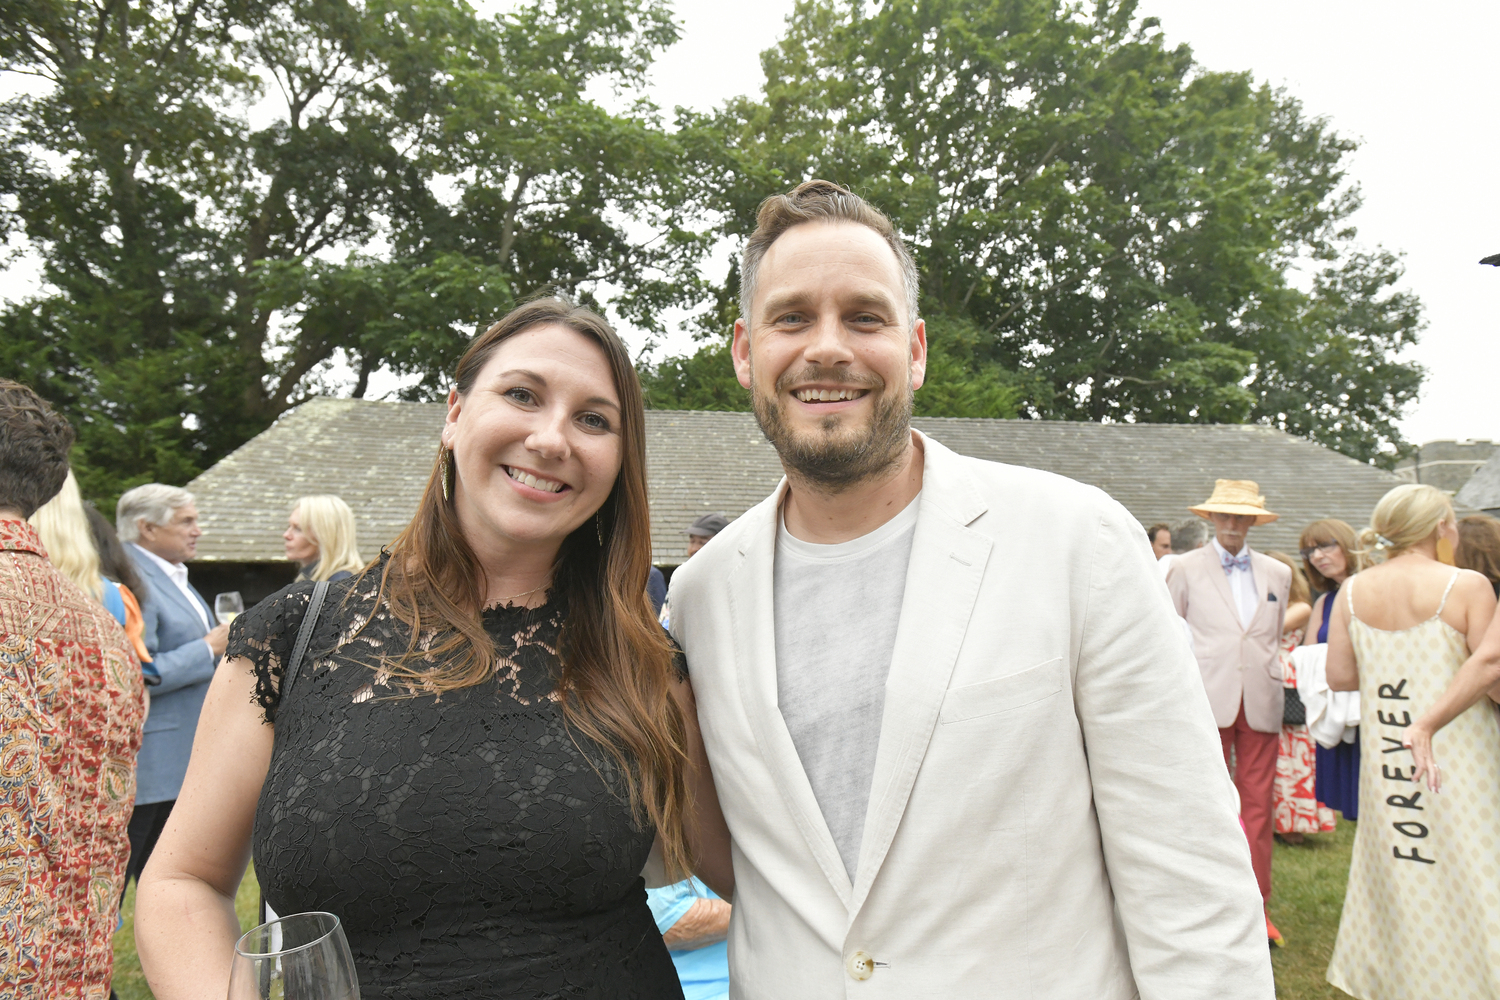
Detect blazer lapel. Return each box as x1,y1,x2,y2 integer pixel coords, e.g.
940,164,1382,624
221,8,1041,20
1201,546,1244,632
1247,550,1276,632
849,434,992,916
131,545,210,633
727,481,853,905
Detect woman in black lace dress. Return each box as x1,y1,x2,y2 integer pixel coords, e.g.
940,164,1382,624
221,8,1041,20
136,299,733,999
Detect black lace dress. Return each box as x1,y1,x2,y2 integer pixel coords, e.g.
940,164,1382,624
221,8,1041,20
227,572,684,1000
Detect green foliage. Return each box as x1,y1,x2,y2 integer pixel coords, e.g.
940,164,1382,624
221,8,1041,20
1250,251,1424,467
0,0,707,504
640,336,748,412
914,315,1024,419
652,0,1422,462
0,0,1428,499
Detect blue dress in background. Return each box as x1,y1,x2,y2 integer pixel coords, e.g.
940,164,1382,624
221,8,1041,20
646,878,729,1000
1314,585,1359,820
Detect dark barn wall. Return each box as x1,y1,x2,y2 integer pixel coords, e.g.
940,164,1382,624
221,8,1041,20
189,561,300,609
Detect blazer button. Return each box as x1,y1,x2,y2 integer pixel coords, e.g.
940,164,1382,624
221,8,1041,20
847,950,875,981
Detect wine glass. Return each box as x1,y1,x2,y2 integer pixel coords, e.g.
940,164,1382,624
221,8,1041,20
215,591,245,626
228,911,360,1000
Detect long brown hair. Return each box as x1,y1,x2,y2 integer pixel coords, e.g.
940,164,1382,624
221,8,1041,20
1456,515,1500,593
1267,551,1311,607
1299,518,1362,593
374,297,691,876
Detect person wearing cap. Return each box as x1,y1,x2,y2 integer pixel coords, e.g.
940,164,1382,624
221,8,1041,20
1165,480,1291,947
659,514,731,631
687,512,730,557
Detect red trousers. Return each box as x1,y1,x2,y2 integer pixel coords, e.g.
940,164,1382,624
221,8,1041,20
1220,701,1278,904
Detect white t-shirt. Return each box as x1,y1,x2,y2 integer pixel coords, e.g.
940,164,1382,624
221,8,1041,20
773,492,920,881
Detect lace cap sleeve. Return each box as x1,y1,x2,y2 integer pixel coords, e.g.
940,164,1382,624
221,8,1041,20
226,581,315,724
668,635,689,681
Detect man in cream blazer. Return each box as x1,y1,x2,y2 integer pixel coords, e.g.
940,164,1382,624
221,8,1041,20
1164,481,1292,943
667,181,1272,999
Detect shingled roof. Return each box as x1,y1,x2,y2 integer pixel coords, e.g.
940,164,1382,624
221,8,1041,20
1455,454,1500,513
187,399,1403,565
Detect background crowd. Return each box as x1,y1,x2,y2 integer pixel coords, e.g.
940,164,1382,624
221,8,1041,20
1151,482,1500,990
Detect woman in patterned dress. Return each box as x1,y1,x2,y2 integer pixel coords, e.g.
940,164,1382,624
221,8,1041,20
1323,485,1500,1000
1266,551,1335,841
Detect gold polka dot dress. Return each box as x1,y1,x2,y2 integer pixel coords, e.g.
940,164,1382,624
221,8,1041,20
1327,572,1500,1000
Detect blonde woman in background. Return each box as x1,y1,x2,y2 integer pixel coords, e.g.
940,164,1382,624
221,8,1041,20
283,494,364,582
30,470,151,665
1323,484,1500,1000
1266,551,1333,842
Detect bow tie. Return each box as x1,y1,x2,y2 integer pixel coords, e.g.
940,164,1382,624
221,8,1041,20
1221,550,1251,574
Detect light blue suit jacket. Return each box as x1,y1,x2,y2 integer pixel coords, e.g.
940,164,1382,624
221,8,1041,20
128,544,219,804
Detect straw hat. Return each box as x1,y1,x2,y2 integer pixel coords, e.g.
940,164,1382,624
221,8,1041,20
1188,479,1279,525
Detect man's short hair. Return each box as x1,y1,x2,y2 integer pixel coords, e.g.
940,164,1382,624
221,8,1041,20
740,180,920,332
1146,523,1171,545
117,484,195,543
0,379,75,519
1170,518,1213,553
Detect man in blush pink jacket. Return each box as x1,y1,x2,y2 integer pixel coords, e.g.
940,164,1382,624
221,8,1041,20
1166,480,1292,946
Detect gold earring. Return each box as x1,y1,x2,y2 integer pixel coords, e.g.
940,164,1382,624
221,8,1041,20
440,447,452,503
596,510,605,546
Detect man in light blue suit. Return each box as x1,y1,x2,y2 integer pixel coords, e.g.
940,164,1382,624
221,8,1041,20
118,483,229,890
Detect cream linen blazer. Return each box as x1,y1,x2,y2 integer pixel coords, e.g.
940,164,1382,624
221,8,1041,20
1164,545,1291,734
667,433,1273,1000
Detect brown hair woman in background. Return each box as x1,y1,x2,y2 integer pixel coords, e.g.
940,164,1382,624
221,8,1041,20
1455,514,1500,597
136,298,731,1000
1299,518,1363,822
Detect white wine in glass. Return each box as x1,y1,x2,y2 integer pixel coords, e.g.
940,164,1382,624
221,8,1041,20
215,591,245,626
228,911,360,1000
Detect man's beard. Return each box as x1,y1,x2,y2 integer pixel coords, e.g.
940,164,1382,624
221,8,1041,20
751,364,913,493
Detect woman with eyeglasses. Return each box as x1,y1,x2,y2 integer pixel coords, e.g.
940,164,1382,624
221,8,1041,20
1299,519,1364,821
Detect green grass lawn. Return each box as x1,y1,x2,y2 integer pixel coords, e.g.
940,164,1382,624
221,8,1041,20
1268,817,1357,999
112,824,1357,998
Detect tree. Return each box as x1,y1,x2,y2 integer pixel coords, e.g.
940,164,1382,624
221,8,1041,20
652,0,1421,464
1251,250,1424,463
0,0,706,503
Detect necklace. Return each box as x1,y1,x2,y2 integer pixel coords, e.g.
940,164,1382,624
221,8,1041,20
492,582,549,608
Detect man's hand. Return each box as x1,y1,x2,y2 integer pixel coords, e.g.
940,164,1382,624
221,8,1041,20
662,897,731,951
205,623,230,658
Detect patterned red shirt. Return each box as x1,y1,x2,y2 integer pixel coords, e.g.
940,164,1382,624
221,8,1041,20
0,519,145,999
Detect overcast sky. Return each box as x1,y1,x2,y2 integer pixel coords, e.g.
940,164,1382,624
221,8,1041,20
647,0,1499,447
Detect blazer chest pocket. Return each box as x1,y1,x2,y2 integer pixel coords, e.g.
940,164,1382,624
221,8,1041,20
939,657,1064,725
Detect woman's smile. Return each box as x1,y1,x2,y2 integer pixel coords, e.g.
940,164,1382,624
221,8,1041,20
502,464,571,499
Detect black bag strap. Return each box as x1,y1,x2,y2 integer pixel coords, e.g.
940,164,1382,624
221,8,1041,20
281,579,330,706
